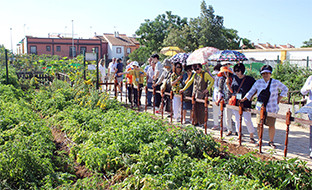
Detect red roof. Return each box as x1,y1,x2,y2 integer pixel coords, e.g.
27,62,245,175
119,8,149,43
103,33,139,46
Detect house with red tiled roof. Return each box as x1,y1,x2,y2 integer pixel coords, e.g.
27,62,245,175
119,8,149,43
254,42,295,49
101,32,140,60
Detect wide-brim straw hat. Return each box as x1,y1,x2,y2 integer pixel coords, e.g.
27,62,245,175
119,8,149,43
217,66,233,77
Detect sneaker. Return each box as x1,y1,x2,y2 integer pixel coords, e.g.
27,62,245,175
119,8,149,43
156,110,160,114
184,120,191,124
211,125,219,130
234,132,238,136
194,123,199,127
249,138,256,144
309,151,312,159
268,141,276,148
226,131,233,136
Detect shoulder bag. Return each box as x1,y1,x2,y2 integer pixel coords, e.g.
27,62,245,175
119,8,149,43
229,77,246,106
257,78,272,107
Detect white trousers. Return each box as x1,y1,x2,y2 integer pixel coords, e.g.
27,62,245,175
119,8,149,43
223,107,233,132
212,104,220,126
173,96,181,120
233,110,255,134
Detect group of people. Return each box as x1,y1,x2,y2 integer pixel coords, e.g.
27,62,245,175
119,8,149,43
99,54,312,159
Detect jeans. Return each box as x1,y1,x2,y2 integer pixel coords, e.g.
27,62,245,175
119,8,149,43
147,83,153,105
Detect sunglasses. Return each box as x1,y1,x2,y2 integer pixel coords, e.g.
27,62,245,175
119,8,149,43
234,70,240,72
176,66,182,68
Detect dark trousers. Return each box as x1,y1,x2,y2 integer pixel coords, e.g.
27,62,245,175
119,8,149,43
147,82,153,105
155,84,161,107
164,95,171,112
133,84,143,106
127,84,133,104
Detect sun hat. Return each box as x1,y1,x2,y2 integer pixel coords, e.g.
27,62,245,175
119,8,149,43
260,65,273,74
132,61,139,67
217,66,233,77
162,58,172,67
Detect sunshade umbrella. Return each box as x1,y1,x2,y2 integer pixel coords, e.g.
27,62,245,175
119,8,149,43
160,46,184,56
169,53,190,65
208,50,248,62
186,47,219,65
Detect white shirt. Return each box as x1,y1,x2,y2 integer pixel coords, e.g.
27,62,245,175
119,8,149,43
99,64,106,81
213,75,220,102
154,61,163,79
301,75,312,104
245,78,288,113
108,62,117,73
146,66,155,83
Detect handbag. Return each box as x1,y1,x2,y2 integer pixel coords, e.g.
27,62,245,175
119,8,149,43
257,78,272,107
229,77,246,106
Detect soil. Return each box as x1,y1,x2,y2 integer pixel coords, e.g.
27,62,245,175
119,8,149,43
215,139,277,161
51,127,93,179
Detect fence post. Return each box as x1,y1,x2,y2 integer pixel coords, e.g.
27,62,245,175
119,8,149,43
181,93,184,125
137,85,140,111
83,50,86,80
145,86,148,112
114,77,117,99
220,98,224,139
96,53,99,90
276,55,280,75
5,49,9,85
259,105,266,153
191,94,196,125
170,90,173,124
238,102,244,146
120,81,123,102
204,95,209,135
160,91,164,119
153,86,156,114
125,82,128,105
307,56,309,69
284,109,291,157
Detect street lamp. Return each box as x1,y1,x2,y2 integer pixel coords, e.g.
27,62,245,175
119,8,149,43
10,28,13,53
72,20,74,58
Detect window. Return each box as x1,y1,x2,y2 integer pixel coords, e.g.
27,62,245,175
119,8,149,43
46,46,51,51
80,47,86,54
56,46,61,52
116,47,122,54
127,48,131,54
69,46,76,57
93,47,99,53
30,46,37,54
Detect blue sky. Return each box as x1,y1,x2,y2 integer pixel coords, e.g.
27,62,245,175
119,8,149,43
0,0,311,52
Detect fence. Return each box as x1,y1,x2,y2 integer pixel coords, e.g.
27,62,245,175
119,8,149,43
16,71,70,84
100,78,312,158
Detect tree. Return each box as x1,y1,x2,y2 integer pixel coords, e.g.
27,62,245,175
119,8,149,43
135,11,187,52
128,47,152,64
302,38,312,48
163,25,198,52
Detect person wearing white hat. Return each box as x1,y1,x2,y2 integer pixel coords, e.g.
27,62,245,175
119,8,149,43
118,61,146,106
241,65,288,148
